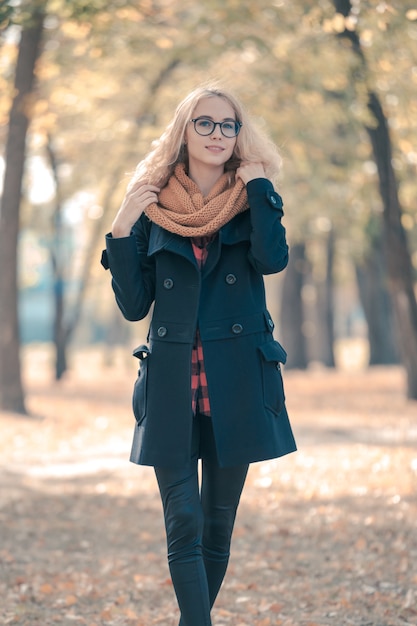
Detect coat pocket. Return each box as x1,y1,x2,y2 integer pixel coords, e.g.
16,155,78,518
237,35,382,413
132,344,150,425
258,340,287,416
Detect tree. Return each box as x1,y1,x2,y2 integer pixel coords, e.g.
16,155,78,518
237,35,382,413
280,242,309,370
315,227,336,367
355,223,399,365
0,1,46,413
3,0,415,396
44,59,180,379
332,0,417,397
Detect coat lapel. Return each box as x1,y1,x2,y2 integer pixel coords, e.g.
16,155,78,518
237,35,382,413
147,211,251,276
220,210,251,246
203,212,251,277
147,223,197,267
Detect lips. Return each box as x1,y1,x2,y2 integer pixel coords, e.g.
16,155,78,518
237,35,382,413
206,145,225,152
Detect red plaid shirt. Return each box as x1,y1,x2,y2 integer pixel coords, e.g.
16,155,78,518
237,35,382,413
191,236,214,416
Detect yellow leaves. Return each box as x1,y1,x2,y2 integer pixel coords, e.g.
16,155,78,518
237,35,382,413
61,20,91,40
272,34,293,60
0,41,18,68
322,13,355,34
36,60,61,81
2,361,417,625
100,607,113,621
65,594,78,606
39,582,54,594
406,9,417,21
49,86,77,107
73,43,89,57
331,12,347,33
321,74,349,91
31,98,49,117
398,139,415,155
355,536,367,551
401,213,414,231
100,601,141,622
115,7,144,22
89,47,103,59
296,92,324,109
216,607,234,617
255,618,272,626
360,29,374,46
377,58,393,72
155,38,174,49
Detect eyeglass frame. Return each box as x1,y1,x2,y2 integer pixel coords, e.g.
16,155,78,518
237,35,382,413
190,116,242,138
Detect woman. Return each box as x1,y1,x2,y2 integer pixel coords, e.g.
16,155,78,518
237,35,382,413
101,85,297,626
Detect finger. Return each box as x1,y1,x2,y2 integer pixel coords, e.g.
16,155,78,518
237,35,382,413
130,187,159,200
129,182,160,196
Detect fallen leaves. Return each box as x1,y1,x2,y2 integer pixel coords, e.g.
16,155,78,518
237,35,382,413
1,355,417,625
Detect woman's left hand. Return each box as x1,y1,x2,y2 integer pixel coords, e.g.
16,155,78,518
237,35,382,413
236,162,266,185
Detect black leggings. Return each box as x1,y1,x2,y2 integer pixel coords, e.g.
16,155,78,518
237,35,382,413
154,413,249,626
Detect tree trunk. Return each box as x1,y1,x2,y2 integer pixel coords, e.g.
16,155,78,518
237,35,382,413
316,229,336,367
0,2,45,413
280,242,308,369
333,0,417,397
366,93,417,390
355,228,399,365
46,135,68,380
53,275,68,380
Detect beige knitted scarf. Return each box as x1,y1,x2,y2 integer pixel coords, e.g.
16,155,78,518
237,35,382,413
144,163,248,237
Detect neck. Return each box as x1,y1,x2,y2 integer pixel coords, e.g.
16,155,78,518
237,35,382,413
187,163,225,197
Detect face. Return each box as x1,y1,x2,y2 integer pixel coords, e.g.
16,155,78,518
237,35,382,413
185,96,238,173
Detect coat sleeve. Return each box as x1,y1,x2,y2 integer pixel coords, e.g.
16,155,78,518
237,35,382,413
101,215,155,321
246,178,289,275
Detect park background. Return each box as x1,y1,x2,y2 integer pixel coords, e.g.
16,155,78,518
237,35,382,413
1,1,417,625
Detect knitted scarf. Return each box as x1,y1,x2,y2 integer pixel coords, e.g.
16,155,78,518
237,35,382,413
144,163,248,237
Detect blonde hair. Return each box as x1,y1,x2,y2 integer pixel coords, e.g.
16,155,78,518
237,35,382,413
130,84,282,189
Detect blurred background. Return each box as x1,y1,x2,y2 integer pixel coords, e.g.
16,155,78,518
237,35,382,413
1,0,417,412
2,4,417,624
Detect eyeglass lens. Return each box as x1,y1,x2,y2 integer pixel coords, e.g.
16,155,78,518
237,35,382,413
193,117,240,138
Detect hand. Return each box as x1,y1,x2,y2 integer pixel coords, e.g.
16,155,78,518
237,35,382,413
111,181,160,238
236,161,266,185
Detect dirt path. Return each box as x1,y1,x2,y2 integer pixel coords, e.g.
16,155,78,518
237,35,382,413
1,354,417,626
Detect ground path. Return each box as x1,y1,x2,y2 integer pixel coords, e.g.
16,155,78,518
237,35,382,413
1,349,417,626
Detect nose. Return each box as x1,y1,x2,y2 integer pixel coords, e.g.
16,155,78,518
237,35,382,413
210,125,222,139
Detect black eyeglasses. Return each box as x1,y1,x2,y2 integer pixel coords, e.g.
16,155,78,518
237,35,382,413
190,117,242,138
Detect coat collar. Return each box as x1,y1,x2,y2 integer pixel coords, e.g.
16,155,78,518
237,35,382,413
147,211,251,273
147,223,196,266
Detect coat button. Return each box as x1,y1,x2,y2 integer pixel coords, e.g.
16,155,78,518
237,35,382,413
232,323,243,334
267,191,283,210
268,318,274,329
163,278,174,289
225,273,237,285
157,326,167,337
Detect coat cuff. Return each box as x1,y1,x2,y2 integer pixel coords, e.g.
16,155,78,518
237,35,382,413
101,232,137,271
246,178,284,215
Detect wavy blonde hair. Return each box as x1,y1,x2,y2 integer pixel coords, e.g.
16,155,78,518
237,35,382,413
130,84,282,189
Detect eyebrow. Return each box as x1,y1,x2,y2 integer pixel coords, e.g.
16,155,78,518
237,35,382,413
197,115,236,121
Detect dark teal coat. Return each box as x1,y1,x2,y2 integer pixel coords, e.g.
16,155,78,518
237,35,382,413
102,177,296,468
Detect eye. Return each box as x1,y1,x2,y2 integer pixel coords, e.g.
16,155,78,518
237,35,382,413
222,122,235,131
197,118,212,128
